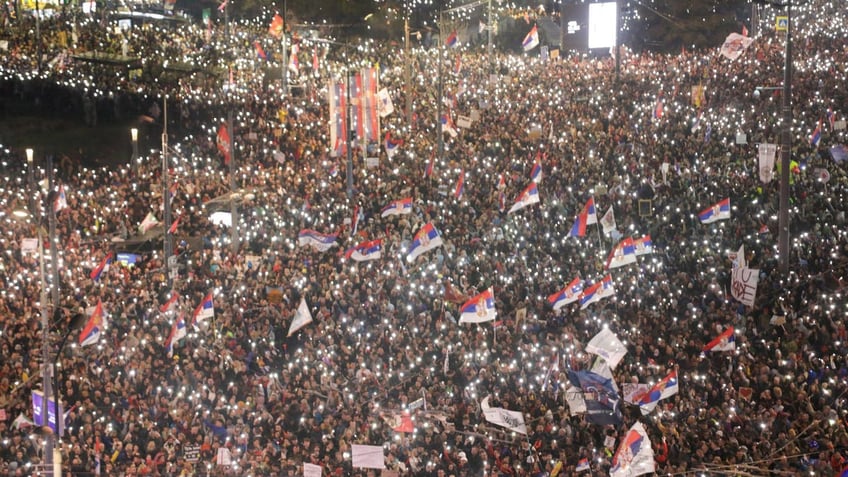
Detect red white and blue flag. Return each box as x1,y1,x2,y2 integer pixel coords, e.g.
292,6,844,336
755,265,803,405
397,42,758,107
810,119,822,146
407,223,443,262
160,291,180,314
508,182,540,214
79,300,106,347
254,41,267,60
55,184,68,212
633,235,653,256
522,24,539,51
637,369,679,415
165,313,187,357
351,68,380,143
381,197,413,217
192,292,214,325
827,108,836,130
298,229,338,252
351,205,364,235
445,31,458,48
424,151,435,178
530,160,542,183
698,198,730,224
328,80,348,157
459,288,497,323
606,237,637,269
547,277,583,310
345,239,383,262
579,275,615,310
570,197,598,237
385,132,402,160
703,326,736,352
610,422,655,477
89,252,113,282
454,169,465,200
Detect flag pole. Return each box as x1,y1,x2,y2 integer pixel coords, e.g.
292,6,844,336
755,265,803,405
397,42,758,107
594,196,603,249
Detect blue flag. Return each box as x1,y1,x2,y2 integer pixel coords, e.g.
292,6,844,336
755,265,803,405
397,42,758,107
567,370,622,426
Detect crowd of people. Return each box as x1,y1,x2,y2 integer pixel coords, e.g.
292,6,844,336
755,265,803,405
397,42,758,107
1,1,848,476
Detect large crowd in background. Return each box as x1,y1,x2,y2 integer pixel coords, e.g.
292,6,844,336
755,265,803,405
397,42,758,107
1,1,848,476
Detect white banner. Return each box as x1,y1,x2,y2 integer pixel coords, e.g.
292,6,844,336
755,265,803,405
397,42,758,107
731,267,759,307
758,143,777,183
351,445,385,469
481,395,527,434
304,463,322,477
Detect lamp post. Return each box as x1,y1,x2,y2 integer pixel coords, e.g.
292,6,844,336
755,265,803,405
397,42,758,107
27,149,55,474
777,0,791,275
130,128,139,175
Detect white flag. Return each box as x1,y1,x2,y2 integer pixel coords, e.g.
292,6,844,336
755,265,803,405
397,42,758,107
287,297,314,336
758,143,777,183
600,207,616,235
139,212,159,234
377,88,394,118
585,327,627,368
480,395,527,434
351,445,385,469
719,33,755,61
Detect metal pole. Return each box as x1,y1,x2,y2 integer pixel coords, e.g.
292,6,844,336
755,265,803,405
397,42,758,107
437,12,444,163
224,0,229,41
777,0,791,274
559,0,565,51
282,0,289,97
228,109,238,252
345,73,354,199
35,0,41,73
47,155,60,310
404,18,412,126
162,98,174,289
487,0,492,67
615,0,620,83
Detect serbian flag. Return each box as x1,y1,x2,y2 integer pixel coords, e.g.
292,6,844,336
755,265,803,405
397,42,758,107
381,197,413,217
530,160,542,183
345,239,383,262
298,229,338,252
508,182,540,214
424,151,435,178
168,215,181,235
576,458,590,472
522,24,539,51
160,291,180,314
637,369,679,415
547,277,583,310
459,288,497,324
79,300,106,347
610,422,655,477
810,119,822,146
351,205,363,235
269,13,284,38
579,275,615,309
606,237,637,269
698,198,730,224
407,223,443,262
90,252,113,281
385,132,402,160
165,313,187,357
570,197,597,237
217,123,231,164
190,293,213,325
633,235,653,255
454,169,465,200
445,31,458,48
254,41,267,60
703,326,736,352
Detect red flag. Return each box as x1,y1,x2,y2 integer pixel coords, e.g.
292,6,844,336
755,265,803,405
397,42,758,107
312,47,319,72
269,13,284,38
217,124,231,164
168,215,180,234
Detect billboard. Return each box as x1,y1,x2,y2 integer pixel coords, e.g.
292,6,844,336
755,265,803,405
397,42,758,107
31,390,65,435
588,2,618,50
560,1,617,53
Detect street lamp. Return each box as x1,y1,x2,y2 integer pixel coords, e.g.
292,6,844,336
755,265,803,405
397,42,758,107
130,128,139,175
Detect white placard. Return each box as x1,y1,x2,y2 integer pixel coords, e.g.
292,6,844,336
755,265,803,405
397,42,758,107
21,238,39,253
456,115,472,129
351,444,385,469
304,463,322,477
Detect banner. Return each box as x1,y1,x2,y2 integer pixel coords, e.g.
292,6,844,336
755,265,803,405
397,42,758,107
758,143,777,183
719,33,754,61
480,396,528,434
350,68,379,143
351,445,385,469
731,267,759,307
328,80,348,157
